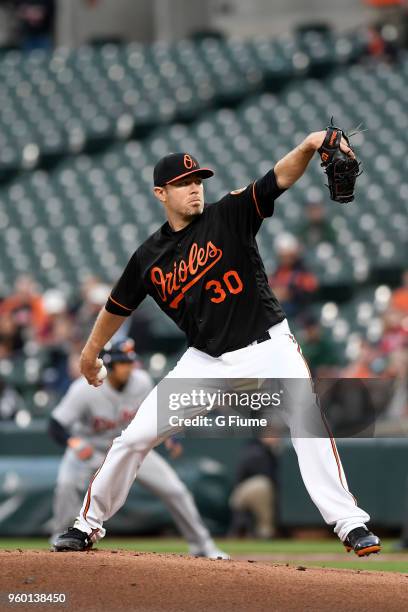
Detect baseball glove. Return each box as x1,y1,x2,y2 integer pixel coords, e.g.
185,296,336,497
318,119,361,204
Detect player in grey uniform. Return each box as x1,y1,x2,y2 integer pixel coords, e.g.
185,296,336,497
48,338,228,559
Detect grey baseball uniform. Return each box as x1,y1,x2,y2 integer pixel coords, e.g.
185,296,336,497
50,369,214,553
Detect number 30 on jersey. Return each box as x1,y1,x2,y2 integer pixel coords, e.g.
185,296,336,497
205,270,243,303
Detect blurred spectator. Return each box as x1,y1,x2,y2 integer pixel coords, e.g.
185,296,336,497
367,21,401,61
229,437,280,539
298,315,340,376
319,378,379,438
70,274,101,315
368,353,408,434
379,306,408,355
0,275,49,348
300,201,336,248
364,0,408,56
342,277,408,383
0,376,25,420
268,233,319,320
40,289,75,395
0,311,22,358
73,277,111,342
66,351,81,381
342,339,382,378
41,289,71,342
391,270,408,314
384,348,408,418
13,0,55,51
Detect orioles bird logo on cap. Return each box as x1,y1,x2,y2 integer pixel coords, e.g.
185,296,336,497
183,155,197,170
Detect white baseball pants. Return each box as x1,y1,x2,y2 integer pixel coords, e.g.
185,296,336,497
53,447,211,552
75,319,370,543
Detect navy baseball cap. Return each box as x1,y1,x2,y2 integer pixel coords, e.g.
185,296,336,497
153,153,214,187
102,338,138,367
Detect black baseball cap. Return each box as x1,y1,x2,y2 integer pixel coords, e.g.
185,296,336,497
153,153,214,187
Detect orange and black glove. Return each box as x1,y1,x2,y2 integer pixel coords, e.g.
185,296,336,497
318,119,361,203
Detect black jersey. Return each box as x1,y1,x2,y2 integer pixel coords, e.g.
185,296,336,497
106,169,286,357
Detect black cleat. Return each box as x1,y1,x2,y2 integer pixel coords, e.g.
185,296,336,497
343,527,381,557
52,527,93,552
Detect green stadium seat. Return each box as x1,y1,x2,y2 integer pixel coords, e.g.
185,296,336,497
0,34,371,174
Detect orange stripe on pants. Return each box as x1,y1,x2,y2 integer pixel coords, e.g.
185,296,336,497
83,443,113,521
295,336,357,506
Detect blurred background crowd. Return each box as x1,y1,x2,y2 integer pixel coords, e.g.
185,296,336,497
1,260,406,427
0,0,407,541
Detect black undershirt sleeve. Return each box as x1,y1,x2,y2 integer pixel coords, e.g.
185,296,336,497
48,417,70,447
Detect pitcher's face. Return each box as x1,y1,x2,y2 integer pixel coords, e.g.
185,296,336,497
154,176,205,220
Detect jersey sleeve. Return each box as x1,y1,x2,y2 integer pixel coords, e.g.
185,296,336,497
217,168,286,237
51,379,89,429
105,250,147,317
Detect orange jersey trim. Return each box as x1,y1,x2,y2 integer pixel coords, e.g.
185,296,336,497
108,295,133,312
252,182,264,219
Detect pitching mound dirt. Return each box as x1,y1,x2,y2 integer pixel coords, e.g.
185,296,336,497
1,550,407,612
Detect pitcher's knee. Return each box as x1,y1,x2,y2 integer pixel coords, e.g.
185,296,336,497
168,483,191,504
153,480,189,502
55,481,79,497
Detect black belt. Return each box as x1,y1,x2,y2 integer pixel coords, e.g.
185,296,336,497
255,330,271,344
